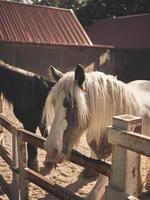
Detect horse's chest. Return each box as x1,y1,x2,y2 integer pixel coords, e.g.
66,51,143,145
88,135,112,160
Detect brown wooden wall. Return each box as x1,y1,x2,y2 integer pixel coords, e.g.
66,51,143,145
0,43,150,82
97,49,150,82
0,43,105,76
115,49,150,82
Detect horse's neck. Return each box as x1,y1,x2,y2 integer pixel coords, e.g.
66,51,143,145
0,64,37,107
85,79,141,142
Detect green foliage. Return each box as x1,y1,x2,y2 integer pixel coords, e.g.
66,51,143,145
33,0,150,27
77,0,150,26
33,0,81,9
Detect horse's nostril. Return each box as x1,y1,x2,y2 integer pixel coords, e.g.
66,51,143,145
44,130,48,138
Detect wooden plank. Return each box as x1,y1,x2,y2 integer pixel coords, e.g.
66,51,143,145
18,128,45,149
70,150,111,177
87,174,108,200
0,145,14,168
0,114,18,135
17,133,28,200
108,128,150,157
106,115,141,200
112,114,141,132
12,133,19,200
0,143,20,199
25,168,83,200
105,185,139,200
0,174,14,200
0,97,4,145
0,131,4,146
0,130,4,146
110,145,140,196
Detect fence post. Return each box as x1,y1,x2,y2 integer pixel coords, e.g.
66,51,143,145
105,114,142,200
17,131,28,200
12,131,20,200
0,95,4,146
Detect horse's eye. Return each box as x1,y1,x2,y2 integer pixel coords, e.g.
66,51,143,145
63,98,70,108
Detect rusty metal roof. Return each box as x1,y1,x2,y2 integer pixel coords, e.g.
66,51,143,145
0,1,93,46
87,13,150,49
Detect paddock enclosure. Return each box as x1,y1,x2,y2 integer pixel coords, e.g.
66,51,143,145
0,99,150,200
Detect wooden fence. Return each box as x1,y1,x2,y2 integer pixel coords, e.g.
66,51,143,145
0,96,3,145
0,112,149,200
0,113,110,200
106,114,150,200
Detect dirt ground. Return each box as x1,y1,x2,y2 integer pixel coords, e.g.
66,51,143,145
0,102,149,200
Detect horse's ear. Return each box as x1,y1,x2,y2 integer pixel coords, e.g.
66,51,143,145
75,64,85,88
49,66,63,81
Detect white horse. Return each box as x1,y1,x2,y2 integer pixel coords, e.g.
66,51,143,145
43,64,150,199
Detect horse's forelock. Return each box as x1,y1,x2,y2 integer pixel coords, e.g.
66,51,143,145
73,85,89,129
59,72,90,129
43,71,90,130
42,72,72,127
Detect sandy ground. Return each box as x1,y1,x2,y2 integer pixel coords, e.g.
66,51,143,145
0,102,150,200
0,102,97,200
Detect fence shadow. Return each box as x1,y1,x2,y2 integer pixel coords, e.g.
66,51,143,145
139,192,150,200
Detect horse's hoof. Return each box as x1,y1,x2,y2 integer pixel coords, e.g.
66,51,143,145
43,160,56,171
79,167,99,180
28,159,39,172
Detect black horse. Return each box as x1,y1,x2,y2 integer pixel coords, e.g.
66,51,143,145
0,60,55,170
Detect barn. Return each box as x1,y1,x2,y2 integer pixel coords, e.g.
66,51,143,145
0,0,110,76
86,14,150,82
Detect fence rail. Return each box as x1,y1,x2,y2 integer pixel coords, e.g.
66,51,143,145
108,128,150,157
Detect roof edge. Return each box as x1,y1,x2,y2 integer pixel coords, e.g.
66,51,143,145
0,40,113,49
92,12,150,24
70,9,93,45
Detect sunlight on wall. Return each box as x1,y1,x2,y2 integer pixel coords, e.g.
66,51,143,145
99,49,110,66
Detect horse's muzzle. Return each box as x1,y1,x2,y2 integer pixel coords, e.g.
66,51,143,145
44,150,66,164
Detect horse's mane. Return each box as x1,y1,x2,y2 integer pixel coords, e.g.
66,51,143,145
0,60,54,109
43,71,141,139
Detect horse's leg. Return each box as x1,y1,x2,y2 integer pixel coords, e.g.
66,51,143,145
23,124,39,171
27,143,38,171
86,174,108,200
39,123,55,171
39,122,48,138
80,149,99,179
